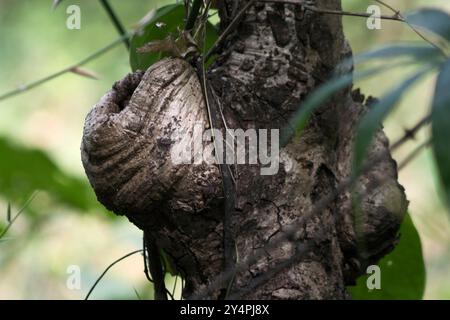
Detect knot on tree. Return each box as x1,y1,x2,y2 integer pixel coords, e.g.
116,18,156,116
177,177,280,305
81,57,223,230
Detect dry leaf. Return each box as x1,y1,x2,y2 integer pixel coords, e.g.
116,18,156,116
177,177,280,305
70,67,99,80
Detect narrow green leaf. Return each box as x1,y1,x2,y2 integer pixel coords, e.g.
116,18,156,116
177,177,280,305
349,214,426,300
352,44,442,66
406,8,450,43
354,67,430,172
282,64,405,146
431,59,450,209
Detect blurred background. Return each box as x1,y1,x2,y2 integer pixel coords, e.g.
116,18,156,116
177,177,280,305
0,0,449,299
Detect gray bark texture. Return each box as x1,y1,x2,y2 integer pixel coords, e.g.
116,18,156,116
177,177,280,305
81,0,408,299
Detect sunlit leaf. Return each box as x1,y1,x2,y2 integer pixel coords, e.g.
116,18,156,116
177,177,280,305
349,214,425,300
0,137,98,211
406,8,450,43
431,59,450,210
354,67,430,172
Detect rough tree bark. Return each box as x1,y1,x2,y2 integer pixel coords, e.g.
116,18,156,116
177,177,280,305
81,0,408,299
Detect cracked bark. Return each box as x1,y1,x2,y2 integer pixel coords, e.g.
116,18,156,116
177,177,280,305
81,0,408,299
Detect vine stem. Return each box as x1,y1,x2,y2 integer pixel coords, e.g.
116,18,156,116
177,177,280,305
99,0,130,49
85,249,143,300
185,0,203,31
0,192,39,240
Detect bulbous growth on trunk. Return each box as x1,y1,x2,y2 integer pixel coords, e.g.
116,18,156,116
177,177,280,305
81,58,222,229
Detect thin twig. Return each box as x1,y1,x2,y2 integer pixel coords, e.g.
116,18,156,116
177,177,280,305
374,0,445,55
0,32,132,103
99,0,130,49
198,30,237,293
374,0,399,15
260,0,445,56
172,275,178,298
205,0,256,61
85,249,143,300
259,0,403,21
204,0,429,62
186,0,203,31
391,115,430,151
0,192,39,240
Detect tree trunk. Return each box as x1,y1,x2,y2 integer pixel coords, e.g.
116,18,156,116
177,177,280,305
82,0,408,300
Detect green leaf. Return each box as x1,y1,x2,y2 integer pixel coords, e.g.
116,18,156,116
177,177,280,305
352,44,442,66
354,67,429,172
130,4,184,72
129,4,218,71
349,214,426,300
431,59,450,209
282,63,406,146
0,137,97,211
406,8,450,43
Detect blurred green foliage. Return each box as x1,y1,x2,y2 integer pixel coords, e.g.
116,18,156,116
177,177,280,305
0,137,98,211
